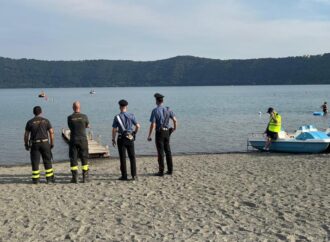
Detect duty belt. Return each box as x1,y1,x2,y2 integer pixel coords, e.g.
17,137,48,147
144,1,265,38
32,139,48,143
157,127,168,131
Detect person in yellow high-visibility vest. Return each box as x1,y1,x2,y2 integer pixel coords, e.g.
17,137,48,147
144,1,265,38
264,107,281,150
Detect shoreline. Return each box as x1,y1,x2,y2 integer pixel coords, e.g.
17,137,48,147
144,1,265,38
1,150,328,168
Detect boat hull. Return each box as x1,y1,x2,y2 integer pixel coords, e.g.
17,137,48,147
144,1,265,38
249,139,330,153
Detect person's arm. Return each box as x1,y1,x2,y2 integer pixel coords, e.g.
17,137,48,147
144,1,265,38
49,128,55,149
67,116,72,130
148,110,156,141
172,117,177,131
85,115,90,128
147,122,156,141
134,123,140,134
112,128,117,147
24,130,30,151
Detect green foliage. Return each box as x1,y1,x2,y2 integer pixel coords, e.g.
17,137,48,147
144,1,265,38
0,54,330,87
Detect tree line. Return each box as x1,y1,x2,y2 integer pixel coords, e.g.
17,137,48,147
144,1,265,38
0,53,330,88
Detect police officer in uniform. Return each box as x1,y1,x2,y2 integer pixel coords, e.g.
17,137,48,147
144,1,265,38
24,106,55,184
112,99,140,180
68,101,90,183
147,93,177,176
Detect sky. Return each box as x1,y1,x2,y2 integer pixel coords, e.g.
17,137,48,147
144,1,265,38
1,0,330,61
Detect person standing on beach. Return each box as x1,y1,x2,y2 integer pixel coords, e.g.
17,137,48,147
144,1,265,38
24,106,55,184
147,93,177,176
112,99,140,181
68,101,90,183
264,107,281,151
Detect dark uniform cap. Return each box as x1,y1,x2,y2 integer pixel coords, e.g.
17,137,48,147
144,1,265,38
118,99,128,106
267,107,274,113
154,93,164,98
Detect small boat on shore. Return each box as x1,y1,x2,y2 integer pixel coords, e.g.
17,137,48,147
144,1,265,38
248,125,330,153
61,128,110,158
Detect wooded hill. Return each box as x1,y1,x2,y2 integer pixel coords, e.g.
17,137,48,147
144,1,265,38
0,53,330,87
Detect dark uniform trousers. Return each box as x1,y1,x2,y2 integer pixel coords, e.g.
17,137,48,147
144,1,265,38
155,130,173,173
30,142,53,179
117,136,136,178
69,139,89,171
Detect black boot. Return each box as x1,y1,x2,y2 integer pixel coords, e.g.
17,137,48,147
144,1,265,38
82,170,90,183
46,175,55,184
154,171,164,177
71,170,78,183
118,175,128,181
32,178,39,184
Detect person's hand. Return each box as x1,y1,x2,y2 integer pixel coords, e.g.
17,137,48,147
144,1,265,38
112,139,116,147
50,144,54,149
133,131,137,140
147,136,152,142
24,143,29,151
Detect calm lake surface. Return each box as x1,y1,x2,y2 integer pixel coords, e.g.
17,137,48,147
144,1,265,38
0,85,329,165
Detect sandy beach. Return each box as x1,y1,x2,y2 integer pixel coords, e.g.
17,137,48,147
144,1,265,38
0,153,328,242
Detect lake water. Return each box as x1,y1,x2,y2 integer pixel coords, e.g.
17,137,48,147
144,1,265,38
0,85,329,165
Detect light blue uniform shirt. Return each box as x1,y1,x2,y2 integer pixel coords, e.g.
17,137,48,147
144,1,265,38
112,112,137,134
150,105,175,131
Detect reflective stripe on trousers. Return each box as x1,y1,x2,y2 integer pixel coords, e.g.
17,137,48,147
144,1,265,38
71,166,79,171
45,168,54,177
32,170,40,179
82,165,89,171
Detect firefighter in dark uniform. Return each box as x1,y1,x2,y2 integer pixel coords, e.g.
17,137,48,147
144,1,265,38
112,99,140,181
24,106,55,184
68,101,90,183
147,93,177,176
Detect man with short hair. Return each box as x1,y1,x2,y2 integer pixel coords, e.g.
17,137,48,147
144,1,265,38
24,106,55,184
112,99,140,181
68,101,90,183
147,93,177,176
264,107,281,151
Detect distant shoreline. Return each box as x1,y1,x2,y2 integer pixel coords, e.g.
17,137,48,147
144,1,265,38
1,53,330,87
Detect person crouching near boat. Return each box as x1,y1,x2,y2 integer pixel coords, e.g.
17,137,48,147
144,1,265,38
263,107,281,151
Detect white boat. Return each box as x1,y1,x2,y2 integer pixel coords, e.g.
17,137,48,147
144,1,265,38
89,89,96,95
248,125,330,153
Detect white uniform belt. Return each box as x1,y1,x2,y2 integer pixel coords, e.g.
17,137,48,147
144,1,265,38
33,139,48,143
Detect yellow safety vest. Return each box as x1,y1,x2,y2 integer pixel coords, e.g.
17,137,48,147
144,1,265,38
268,112,281,133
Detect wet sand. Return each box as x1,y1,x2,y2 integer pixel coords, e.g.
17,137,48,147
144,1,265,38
0,153,329,241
